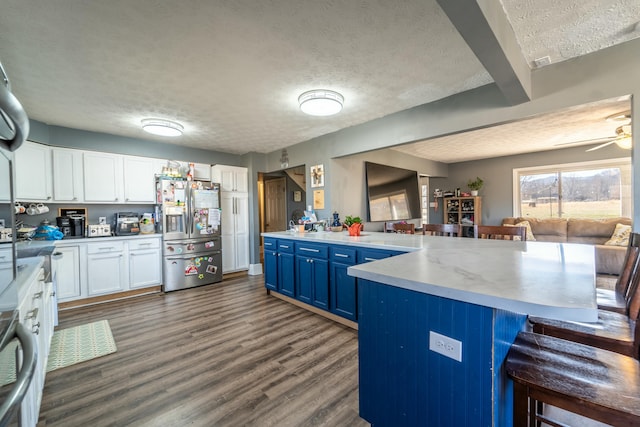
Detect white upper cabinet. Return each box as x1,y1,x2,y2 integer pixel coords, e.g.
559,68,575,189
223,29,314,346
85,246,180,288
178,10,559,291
14,141,52,201
211,165,248,192
193,163,211,181
83,151,124,202
52,147,84,202
123,155,155,203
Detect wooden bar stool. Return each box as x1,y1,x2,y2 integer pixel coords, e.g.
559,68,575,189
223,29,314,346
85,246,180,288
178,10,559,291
506,331,640,426
597,233,640,314
529,245,640,359
474,224,526,241
422,223,461,237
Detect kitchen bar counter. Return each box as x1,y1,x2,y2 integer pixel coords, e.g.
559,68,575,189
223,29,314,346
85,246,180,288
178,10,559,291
263,231,597,322
263,231,599,425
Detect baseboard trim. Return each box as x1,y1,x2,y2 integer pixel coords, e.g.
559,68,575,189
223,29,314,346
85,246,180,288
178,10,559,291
268,290,358,330
59,286,162,310
248,263,263,275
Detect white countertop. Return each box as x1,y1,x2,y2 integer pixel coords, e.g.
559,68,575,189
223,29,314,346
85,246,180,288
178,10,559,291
262,231,598,322
262,230,428,251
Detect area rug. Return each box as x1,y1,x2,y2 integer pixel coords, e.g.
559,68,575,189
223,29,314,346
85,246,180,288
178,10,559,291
0,319,117,386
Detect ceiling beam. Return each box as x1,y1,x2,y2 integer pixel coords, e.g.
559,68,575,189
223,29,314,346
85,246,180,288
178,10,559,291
436,0,531,105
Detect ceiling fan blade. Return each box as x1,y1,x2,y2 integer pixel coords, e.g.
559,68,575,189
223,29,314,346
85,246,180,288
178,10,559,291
553,136,614,147
585,140,617,152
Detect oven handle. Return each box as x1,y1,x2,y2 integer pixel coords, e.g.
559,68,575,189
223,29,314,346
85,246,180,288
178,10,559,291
0,323,37,427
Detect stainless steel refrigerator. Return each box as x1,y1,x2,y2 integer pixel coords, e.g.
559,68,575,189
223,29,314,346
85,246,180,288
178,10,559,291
156,178,223,292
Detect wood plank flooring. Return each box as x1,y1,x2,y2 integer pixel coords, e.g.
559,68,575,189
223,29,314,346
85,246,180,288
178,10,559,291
38,275,368,427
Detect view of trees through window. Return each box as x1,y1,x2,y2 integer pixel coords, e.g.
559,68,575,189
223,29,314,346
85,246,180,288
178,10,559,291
517,162,630,219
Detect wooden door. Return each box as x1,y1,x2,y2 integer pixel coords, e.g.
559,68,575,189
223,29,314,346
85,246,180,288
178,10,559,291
265,177,287,232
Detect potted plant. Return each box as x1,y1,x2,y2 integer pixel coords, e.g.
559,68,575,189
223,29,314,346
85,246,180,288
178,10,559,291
344,215,363,236
467,177,484,196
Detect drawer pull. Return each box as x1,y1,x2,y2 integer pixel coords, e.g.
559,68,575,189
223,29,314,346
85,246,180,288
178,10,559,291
334,253,349,258
32,291,43,300
280,245,289,249
300,247,320,253
364,257,377,262
32,323,40,334
138,243,152,246
26,308,38,319
99,247,115,250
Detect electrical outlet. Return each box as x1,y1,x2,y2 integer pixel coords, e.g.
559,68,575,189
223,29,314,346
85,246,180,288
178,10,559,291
429,331,462,362
0,219,4,228
99,217,107,225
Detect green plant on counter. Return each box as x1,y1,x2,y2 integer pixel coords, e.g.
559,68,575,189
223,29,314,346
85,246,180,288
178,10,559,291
467,177,484,191
344,215,362,226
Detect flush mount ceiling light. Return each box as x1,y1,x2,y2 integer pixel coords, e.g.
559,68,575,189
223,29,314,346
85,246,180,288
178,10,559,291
298,89,344,116
141,118,184,137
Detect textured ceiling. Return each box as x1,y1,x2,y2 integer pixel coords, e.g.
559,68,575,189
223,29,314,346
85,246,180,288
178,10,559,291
392,96,631,163
0,0,638,160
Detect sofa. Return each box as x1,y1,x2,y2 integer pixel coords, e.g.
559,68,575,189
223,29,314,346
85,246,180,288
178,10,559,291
502,217,632,275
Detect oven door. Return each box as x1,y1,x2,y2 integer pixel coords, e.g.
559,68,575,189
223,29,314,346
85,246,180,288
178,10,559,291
0,322,37,426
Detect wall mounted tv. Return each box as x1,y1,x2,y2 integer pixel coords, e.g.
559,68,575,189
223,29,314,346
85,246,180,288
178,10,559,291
365,161,421,222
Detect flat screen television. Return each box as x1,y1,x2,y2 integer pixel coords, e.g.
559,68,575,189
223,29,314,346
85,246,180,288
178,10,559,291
365,161,421,222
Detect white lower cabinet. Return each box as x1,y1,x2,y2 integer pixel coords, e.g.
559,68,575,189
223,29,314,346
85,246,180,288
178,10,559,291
128,238,161,289
54,244,82,301
54,236,162,302
18,266,53,427
87,241,126,296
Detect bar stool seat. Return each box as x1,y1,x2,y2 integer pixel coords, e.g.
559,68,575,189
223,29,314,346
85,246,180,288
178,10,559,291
506,331,640,426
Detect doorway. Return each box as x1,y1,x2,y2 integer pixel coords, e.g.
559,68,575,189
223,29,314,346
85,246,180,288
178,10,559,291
257,166,306,264
265,177,287,232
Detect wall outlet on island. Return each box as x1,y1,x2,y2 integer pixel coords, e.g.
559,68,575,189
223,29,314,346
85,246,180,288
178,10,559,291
429,331,462,362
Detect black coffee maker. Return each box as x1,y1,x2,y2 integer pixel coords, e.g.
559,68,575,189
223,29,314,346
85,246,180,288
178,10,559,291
56,216,71,237
69,215,85,238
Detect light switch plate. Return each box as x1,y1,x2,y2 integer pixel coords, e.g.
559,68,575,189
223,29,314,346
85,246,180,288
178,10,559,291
429,331,462,362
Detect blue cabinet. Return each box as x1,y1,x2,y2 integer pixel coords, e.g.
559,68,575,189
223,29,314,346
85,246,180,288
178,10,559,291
330,246,358,321
264,239,277,291
263,238,295,297
264,236,407,323
295,242,329,309
277,240,295,297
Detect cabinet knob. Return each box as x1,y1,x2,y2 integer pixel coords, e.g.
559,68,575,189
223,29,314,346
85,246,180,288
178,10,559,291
32,323,40,334
32,291,43,300
73,197,78,201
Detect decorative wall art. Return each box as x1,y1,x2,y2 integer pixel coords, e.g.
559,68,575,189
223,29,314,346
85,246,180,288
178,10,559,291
313,190,325,209
310,164,324,188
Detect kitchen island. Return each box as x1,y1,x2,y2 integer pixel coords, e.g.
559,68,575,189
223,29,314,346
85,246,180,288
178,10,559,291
262,231,597,426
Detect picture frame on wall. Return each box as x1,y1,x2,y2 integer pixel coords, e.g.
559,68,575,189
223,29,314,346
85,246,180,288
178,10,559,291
311,164,324,188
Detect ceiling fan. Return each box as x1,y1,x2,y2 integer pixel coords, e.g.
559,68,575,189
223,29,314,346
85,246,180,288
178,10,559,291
554,111,632,152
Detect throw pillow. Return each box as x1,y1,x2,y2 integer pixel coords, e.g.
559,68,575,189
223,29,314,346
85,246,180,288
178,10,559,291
604,223,632,246
504,220,536,241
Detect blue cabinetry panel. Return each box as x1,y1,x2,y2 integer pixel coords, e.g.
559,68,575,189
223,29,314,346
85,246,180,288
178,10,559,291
278,252,295,297
359,279,505,426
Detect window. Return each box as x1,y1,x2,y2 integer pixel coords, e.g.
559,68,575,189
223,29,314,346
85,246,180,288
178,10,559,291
514,159,632,219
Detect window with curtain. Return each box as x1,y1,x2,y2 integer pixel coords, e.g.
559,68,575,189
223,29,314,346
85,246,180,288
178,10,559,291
514,159,632,219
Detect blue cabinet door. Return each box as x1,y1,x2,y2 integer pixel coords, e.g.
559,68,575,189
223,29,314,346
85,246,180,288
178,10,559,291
330,261,357,321
278,252,295,297
295,255,313,304
311,258,329,310
264,250,278,291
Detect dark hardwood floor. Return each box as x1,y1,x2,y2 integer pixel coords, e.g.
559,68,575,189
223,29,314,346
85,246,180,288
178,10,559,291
38,275,368,427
